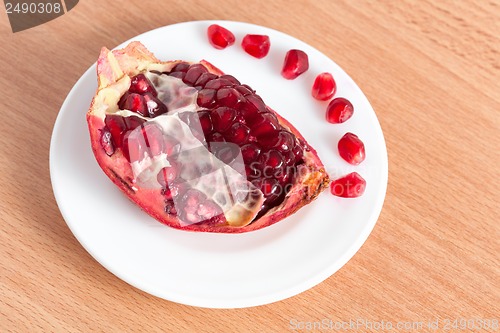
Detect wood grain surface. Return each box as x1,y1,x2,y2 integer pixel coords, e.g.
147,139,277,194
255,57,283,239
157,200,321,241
1,1,499,332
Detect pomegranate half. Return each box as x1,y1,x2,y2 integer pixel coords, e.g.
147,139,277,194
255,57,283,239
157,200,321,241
87,41,329,233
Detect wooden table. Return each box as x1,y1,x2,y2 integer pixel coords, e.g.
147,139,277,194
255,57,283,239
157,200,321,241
1,1,498,332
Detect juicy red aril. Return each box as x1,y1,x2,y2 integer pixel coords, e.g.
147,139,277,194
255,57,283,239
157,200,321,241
196,89,216,108
183,64,209,86
100,129,114,156
207,24,236,50
312,72,336,101
326,97,354,124
225,123,250,144
104,114,145,148
129,74,157,96
259,149,285,171
330,172,366,198
204,78,233,90
338,132,365,165
118,92,147,115
197,110,213,134
250,113,280,138
122,130,144,162
281,49,309,80
211,107,237,132
241,35,271,59
195,73,218,88
240,95,266,121
143,93,168,117
240,144,261,163
219,75,240,85
256,178,281,204
216,87,245,108
171,62,190,72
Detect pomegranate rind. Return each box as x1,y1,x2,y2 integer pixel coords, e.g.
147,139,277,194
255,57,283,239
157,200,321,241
87,41,329,233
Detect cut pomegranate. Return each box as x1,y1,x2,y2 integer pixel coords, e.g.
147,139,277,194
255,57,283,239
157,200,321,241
241,35,271,59
281,50,309,80
338,132,365,165
330,172,366,198
207,24,236,50
87,42,329,233
326,97,353,124
312,72,336,101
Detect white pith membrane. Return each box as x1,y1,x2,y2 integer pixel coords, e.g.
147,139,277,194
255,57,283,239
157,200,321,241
109,72,266,227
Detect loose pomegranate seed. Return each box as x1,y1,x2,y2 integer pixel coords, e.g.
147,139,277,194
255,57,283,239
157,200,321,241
207,24,236,50
183,64,209,86
330,172,366,198
241,35,271,59
338,132,365,165
281,49,309,80
326,97,354,124
312,72,336,101
129,74,157,96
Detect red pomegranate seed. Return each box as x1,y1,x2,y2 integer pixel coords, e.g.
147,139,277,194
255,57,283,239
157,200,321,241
219,75,241,85
104,115,145,148
240,144,261,163
216,87,245,108
330,172,366,198
240,95,266,121
211,107,237,132
171,62,190,72
241,35,271,59
129,74,157,96
197,89,216,108
312,72,336,101
118,92,147,116
183,64,208,86
225,123,250,144
259,150,285,178
197,110,213,134
281,50,309,80
143,93,168,117
204,78,233,90
250,113,280,139
207,24,236,50
100,129,114,156
235,85,254,96
257,178,281,203
338,132,365,165
326,97,354,124
195,73,218,88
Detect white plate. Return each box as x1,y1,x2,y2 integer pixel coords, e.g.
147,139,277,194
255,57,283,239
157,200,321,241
50,20,388,308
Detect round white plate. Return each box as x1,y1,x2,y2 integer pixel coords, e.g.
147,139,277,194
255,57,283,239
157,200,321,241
50,20,388,308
